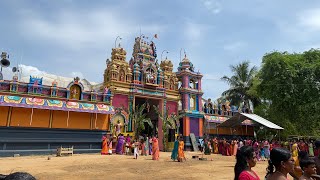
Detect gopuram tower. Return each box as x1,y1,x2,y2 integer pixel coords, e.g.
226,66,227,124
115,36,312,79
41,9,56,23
176,54,204,150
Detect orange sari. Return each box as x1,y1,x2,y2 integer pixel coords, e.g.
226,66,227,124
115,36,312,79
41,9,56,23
178,141,185,160
152,137,159,160
101,136,109,155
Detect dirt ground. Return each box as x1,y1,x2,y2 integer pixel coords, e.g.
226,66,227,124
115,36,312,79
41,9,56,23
0,152,294,180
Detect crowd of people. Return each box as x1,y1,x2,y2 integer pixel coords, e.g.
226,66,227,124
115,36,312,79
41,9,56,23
232,137,320,180
101,133,188,163
101,133,320,179
101,133,160,160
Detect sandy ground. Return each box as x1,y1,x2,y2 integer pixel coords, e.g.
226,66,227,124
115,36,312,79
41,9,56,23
0,152,294,180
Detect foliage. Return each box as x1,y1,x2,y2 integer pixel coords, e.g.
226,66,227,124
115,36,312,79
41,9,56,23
153,105,184,152
122,103,153,139
257,49,320,137
221,61,260,109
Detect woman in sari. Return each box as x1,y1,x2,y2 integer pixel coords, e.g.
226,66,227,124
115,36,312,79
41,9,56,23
145,136,149,156
233,139,238,156
149,136,153,155
152,136,159,160
116,134,125,154
264,140,270,160
171,136,179,161
141,139,146,156
213,138,219,154
204,139,211,155
178,136,186,162
101,135,109,155
226,141,232,156
309,140,314,157
253,141,260,160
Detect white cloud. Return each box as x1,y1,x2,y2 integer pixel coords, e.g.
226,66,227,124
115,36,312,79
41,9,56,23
19,9,166,51
183,21,213,45
201,0,222,14
2,64,46,80
203,73,221,81
298,8,320,31
69,71,84,79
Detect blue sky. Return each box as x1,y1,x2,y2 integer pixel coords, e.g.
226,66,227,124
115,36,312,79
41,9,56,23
1,0,320,100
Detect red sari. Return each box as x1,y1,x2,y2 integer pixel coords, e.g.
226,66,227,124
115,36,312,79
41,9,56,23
152,137,159,160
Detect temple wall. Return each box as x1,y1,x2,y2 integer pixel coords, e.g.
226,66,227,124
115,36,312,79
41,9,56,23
95,114,109,130
189,117,199,136
68,112,91,129
2,107,109,130
166,101,178,115
30,109,50,128
52,110,68,128
112,94,128,108
10,107,32,127
0,106,9,126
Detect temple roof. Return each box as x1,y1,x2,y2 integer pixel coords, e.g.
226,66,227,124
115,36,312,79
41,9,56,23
19,73,98,91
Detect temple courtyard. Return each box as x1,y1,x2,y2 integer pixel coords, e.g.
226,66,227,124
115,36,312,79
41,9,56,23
0,152,293,180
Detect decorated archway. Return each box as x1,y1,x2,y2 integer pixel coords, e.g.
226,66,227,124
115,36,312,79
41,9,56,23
110,110,128,136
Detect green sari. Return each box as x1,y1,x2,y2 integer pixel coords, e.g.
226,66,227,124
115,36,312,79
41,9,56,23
171,140,179,161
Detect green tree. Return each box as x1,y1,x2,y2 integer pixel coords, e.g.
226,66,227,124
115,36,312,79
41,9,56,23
122,103,153,139
153,105,184,152
257,49,320,137
221,61,260,109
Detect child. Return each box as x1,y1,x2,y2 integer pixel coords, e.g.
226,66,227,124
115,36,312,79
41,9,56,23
260,147,265,161
299,158,317,180
133,140,139,159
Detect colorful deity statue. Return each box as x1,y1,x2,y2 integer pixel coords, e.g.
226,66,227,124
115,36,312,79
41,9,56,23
10,75,19,92
146,70,156,84
104,87,109,94
51,80,58,97
114,120,122,136
70,88,78,99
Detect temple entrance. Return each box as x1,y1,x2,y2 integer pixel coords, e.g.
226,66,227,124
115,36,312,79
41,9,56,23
134,97,160,137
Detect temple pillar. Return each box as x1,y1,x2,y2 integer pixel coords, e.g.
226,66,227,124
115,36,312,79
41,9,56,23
6,107,12,127
183,94,189,110
198,95,202,112
183,116,190,136
199,118,203,137
158,99,164,151
198,77,202,90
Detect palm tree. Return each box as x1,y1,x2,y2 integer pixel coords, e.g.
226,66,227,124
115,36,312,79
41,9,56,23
221,61,259,110
122,103,153,139
153,105,184,152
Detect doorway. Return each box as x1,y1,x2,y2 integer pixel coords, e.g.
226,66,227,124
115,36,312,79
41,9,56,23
134,97,160,137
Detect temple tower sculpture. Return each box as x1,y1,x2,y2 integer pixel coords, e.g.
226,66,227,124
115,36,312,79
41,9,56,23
176,55,204,149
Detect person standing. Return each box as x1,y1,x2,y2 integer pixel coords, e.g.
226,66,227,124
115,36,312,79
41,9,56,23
108,137,113,155
234,146,260,180
178,136,186,162
133,139,140,159
101,134,109,155
309,140,315,157
152,135,159,160
145,136,149,156
171,135,179,161
264,140,270,160
116,134,125,154
265,148,295,180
